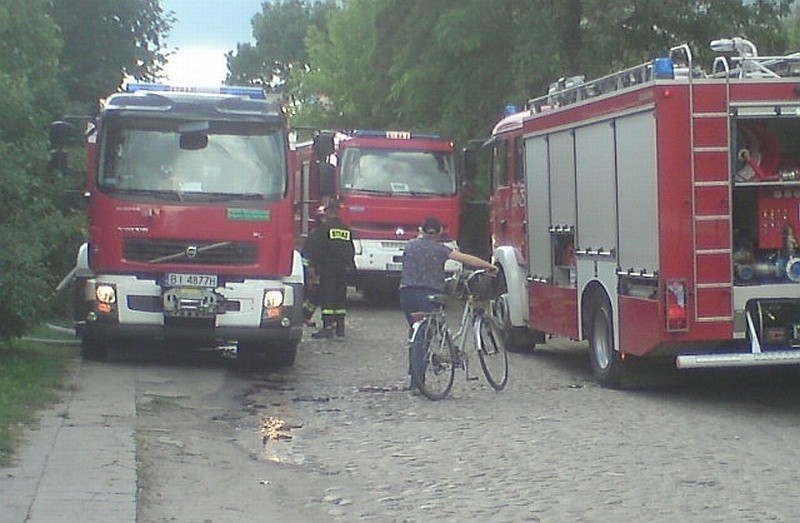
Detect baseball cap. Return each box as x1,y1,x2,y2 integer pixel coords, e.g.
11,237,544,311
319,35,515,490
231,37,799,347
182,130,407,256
421,217,443,234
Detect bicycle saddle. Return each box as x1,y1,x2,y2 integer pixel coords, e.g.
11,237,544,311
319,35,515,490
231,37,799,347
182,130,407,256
425,294,448,307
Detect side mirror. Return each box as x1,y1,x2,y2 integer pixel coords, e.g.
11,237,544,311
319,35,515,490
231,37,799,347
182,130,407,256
462,148,477,182
49,121,74,175
49,121,73,149
313,133,335,159
318,162,335,196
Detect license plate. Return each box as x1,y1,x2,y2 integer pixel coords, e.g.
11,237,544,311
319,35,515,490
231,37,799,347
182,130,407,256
165,273,218,288
386,262,403,271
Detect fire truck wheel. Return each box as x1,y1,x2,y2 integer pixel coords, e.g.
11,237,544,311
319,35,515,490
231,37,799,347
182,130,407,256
492,276,537,353
588,299,624,388
238,341,298,368
266,341,298,367
80,339,109,361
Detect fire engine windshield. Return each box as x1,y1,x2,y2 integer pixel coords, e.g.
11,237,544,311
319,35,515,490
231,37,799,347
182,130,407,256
97,117,286,199
339,147,456,195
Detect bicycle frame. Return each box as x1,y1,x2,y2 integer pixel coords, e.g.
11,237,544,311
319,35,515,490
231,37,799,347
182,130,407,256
409,268,508,400
410,272,489,373
451,290,482,375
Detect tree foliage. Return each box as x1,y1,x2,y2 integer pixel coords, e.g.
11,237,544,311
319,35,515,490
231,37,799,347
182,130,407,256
49,0,173,113
272,0,796,144
0,0,171,343
226,0,336,91
0,0,65,342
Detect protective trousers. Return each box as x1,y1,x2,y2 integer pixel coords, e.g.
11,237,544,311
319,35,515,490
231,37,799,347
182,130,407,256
319,267,348,336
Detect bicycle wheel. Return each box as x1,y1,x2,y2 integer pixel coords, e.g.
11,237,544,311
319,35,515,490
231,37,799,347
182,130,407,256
409,317,456,400
475,315,509,390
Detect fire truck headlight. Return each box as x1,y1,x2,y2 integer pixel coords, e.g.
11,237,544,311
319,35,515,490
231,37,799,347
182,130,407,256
95,283,117,305
263,290,284,309
353,239,363,255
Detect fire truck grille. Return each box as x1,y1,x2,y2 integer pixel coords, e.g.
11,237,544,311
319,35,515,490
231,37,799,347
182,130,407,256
351,221,419,239
123,239,257,265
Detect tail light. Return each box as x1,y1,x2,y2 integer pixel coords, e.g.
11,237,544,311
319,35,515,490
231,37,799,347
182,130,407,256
665,279,688,331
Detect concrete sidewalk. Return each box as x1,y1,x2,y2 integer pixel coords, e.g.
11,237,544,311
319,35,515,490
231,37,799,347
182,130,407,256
0,360,137,523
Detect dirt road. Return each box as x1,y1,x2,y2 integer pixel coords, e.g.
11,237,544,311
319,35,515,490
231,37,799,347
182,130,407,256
92,293,800,521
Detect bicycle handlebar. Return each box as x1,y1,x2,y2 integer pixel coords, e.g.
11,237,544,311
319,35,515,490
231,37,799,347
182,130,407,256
445,268,496,300
446,268,489,282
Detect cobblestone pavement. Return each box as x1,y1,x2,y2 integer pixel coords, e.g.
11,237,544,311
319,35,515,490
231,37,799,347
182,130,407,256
135,292,800,522
240,293,800,522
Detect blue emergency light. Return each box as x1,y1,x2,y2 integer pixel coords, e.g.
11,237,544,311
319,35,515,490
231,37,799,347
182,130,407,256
124,83,266,100
652,58,675,79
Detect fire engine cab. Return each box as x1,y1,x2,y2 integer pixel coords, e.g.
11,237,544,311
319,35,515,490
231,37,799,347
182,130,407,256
51,84,304,365
293,130,462,299
469,37,800,387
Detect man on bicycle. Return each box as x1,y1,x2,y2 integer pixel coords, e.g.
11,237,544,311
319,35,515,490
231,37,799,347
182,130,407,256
399,217,497,387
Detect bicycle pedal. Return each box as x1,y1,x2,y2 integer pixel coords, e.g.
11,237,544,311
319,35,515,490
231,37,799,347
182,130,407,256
466,376,479,381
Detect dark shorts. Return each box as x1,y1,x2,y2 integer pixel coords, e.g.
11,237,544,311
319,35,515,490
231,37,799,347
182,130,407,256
398,286,441,327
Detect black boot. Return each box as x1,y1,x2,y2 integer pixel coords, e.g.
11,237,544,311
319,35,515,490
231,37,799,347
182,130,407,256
312,318,335,339
311,327,333,339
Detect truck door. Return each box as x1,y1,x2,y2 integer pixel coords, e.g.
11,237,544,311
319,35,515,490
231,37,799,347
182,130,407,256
489,137,526,254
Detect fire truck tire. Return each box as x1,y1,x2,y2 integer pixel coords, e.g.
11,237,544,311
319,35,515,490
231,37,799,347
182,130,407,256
80,339,109,361
492,277,537,353
266,341,298,367
238,341,298,368
588,298,625,388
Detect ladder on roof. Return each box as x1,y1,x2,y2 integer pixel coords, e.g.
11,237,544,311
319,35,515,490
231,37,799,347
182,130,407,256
709,37,800,79
526,59,661,113
526,38,800,115
525,43,697,113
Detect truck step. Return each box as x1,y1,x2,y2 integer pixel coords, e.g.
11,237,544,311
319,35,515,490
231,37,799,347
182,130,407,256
676,350,800,369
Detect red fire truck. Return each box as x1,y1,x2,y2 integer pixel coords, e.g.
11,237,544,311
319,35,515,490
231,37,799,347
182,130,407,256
51,84,304,365
293,130,462,299
468,37,800,387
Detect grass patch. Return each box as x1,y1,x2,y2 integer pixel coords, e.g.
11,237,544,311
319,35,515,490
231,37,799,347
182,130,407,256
25,321,77,342
0,340,77,466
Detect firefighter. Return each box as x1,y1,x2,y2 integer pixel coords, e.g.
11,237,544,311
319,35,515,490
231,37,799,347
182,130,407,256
300,203,328,327
303,199,355,338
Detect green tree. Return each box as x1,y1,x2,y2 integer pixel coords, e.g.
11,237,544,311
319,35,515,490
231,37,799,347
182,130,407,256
292,0,387,128
290,0,793,144
785,3,800,48
576,0,792,77
49,0,173,113
0,0,67,343
0,0,173,344
226,0,335,91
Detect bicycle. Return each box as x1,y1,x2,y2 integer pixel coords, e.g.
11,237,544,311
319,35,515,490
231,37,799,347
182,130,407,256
408,269,509,400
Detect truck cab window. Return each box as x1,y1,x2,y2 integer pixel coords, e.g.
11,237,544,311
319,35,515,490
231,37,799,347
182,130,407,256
339,147,456,195
491,139,508,190
98,118,286,199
